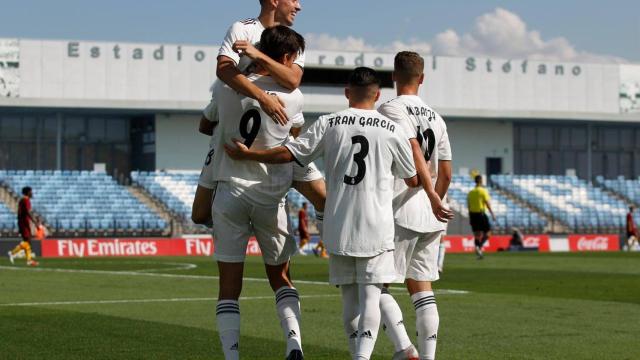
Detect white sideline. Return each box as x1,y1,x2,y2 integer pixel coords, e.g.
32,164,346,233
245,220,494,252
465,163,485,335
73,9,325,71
0,294,342,307
0,265,470,295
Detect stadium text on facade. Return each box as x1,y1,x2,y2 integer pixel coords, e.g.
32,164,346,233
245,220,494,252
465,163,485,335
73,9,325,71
66,41,584,78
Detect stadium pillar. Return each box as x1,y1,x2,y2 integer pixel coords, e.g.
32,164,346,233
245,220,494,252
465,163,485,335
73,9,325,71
56,113,63,170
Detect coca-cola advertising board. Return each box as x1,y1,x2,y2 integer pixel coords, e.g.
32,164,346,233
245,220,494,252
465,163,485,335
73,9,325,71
567,235,619,252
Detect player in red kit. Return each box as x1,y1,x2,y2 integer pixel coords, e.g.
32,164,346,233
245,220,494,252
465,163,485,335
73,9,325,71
8,186,39,266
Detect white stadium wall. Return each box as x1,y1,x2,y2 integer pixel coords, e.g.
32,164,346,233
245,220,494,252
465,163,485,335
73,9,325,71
447,120,514,175
155,114,210,171
2,38,640,175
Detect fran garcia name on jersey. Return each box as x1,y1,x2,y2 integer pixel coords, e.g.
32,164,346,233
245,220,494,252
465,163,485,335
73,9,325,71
406,106,436,122
327,115,396,133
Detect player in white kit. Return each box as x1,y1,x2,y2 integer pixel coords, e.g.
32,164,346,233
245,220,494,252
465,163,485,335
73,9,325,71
225,67,420,360
191,0,326,233
377,52,454,360
211,26,307,360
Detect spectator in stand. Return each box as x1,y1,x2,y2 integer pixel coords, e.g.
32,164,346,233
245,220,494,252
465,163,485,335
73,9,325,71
7,186,39,266
467,175,496,259
509,227,524,251
625,206,638,251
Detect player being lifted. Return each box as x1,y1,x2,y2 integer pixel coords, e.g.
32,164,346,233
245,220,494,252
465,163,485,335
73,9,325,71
211,26,306,360
191,0,326,233
377,52,454,360
226,67,420,360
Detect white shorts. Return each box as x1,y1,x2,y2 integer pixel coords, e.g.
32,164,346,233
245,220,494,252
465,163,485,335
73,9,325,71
329,251,396,285
292,162,324,183
212,183,296,266
393,225,443,283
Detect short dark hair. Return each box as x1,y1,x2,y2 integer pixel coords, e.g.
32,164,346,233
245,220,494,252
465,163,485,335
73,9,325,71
349,67,381,88
347,67,381,101
22,186,32,196
258,25,305,62
474,175,483,184
394,51,424,82
631,206,635,212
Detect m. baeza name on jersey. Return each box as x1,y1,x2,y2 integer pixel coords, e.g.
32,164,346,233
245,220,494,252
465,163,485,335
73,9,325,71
406,106,436,121
328,115,396,132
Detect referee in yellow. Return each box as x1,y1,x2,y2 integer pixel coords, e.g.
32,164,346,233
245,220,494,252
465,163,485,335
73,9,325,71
467,175,496,259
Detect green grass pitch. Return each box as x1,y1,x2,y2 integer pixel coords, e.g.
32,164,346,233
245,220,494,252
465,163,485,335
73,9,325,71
1,252,639,359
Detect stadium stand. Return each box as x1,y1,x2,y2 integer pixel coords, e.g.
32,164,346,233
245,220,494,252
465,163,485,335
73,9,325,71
492,175,628,233
0,170,167,237
597,176,640,205
0,201,17,237
596,176,640,226
448,175,547,234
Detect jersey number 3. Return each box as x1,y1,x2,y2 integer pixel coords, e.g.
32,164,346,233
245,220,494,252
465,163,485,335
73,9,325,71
344,135,369,186
240,109,262,148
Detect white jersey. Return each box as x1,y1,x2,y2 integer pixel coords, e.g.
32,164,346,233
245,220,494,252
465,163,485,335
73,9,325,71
378,95,452,233
218,18,306,72
213,74,305,206
286,108,417,257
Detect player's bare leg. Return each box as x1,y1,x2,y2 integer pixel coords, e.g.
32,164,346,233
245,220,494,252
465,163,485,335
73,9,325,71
191,185,214,226
406,279,439,360
292,180,326,213
265,262,303,359
217,261,244,360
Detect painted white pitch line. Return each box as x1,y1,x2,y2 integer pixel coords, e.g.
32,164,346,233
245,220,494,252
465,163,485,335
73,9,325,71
0,294,341,307
0,266,470,295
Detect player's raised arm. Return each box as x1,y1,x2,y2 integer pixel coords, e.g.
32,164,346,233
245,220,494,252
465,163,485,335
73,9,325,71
233,40,303,90
217,57,289,126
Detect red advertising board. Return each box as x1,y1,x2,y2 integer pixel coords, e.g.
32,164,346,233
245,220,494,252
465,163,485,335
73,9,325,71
567,234,619,252
443,235,550,253
41,237,262,258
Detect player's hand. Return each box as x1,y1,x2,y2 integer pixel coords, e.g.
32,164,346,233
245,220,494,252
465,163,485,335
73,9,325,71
224,139,250,160
258,92,289,126
429,196,454,223
232,40,262,60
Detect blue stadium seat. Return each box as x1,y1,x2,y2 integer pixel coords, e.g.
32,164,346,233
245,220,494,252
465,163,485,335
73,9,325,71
1,171,166,236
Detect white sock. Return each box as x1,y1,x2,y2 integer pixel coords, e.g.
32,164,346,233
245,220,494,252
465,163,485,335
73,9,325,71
380,288,412,352
356,284,382,360
341,284,360,357
216,300,240,360
412,291,439,360
275,287,303,356
315,211,324,238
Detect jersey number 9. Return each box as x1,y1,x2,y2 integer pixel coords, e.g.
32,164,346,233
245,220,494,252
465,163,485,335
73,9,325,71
239,109,262,148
